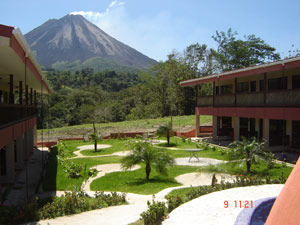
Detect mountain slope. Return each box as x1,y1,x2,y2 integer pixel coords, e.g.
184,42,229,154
25,14,156,71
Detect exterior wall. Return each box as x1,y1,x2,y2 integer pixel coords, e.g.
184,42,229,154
0,118,36,184
1,142,15,183
15,135,24,170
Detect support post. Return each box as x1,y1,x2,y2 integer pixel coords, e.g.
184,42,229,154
263,119,270,148
196,114,200,137
25,85,28,105
213,116,218,140
9,74,14,104
234,117,240,141
19,81,23,104
30,88,33,105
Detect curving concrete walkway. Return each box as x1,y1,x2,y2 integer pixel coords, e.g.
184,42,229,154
37,171,235,225
36,142,280,225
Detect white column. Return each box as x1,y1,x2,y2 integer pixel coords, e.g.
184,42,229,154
263,119,270,148
234,117,240,141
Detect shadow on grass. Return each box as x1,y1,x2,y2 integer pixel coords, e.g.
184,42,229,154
42,146,57,191
126,177,179,186
157,142,178,147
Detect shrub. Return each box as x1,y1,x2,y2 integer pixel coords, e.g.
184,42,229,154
181,136,186,143
141,198,167,225
0,191,127,225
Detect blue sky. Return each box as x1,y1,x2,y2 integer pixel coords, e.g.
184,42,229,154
1,0,300,61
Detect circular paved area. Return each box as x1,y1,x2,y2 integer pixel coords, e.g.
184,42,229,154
175,172,234,186
175,157,224,166
163,184,284,225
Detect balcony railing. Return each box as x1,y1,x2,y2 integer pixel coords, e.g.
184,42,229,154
197,89,300,107
0,104,37,127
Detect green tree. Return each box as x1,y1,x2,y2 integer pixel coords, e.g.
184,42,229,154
212,28,280,72
156,122,174,146
228,137,273,173
121,140,175,180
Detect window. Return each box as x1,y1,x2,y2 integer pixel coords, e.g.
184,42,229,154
222,117,232,128
220,84,232,94
268,77,287,91
14,140,17,163
292,75,300,89
236,82,249,93
259,80,265,91
250,81,256,92
0,147,7,176
215,86,219,95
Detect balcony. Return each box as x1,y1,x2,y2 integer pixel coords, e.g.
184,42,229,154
197,89,300,107
0,104,37,127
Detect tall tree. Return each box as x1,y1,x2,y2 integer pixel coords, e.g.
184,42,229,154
212,28,280,72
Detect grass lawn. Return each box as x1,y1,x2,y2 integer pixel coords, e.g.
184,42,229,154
43,138,293,194
163,148,229,160
59,140,91,157
37,115,212,138
79,139,130,156
200,161,293,179
90,165,200,195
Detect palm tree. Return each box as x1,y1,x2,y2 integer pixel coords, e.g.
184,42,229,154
156,122,174,146
89,122,101,152
228,137,273,173
121,140,175,180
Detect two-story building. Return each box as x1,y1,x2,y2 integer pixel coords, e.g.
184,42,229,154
180,57,300,150
0,24,51,185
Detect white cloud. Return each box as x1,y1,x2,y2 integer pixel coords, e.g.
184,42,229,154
69,0,204,61
70,0,125,18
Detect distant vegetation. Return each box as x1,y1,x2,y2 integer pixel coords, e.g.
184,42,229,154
38,28,280,129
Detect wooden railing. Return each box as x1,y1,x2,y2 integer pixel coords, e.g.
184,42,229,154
0,104,37,126
197,89,300,107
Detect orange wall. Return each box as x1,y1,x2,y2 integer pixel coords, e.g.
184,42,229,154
265,158,300,225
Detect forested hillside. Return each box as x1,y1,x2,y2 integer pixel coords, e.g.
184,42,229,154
39,29,280,129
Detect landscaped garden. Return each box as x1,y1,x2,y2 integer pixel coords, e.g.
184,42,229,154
3,125,294,225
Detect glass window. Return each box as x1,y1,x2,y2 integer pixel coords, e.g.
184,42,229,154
220,84,232,94
268,77,287,91
222,117,232,128
0,147,7,176
215,86,219,95
259,80,265,91
250,81,256,92
292,75,300,89
236,82,249,93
